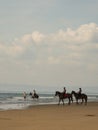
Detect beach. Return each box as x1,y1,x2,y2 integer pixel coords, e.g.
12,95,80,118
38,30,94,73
0,102,98,130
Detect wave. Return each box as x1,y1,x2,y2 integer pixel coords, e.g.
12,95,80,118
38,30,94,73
0,92,98,110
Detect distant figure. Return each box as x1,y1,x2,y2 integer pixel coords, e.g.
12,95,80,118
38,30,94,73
29,90,39,99
78,88,82,96
63,87,66,97
33,90,36,96
23,92,26,100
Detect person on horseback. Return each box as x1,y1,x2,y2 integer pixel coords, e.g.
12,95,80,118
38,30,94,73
78,88,82,96
33,89,36,97
63,87,66,97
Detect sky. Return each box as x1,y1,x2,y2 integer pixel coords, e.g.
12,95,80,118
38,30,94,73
0,0,98,91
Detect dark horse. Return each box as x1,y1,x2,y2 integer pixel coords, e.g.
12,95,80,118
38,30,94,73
55,91,73,105
71,91,87,105
29,92,39,99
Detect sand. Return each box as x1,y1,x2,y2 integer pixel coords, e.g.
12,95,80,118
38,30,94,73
0,102,98,130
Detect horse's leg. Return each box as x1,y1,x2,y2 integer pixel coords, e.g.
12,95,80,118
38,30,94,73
82,98,84,104
80,98,83,104
62,99,64,105
58,99,61,105
76,99,78,104
68,98,70,105
70,96,73,104
71,96,73,103
32,96,34,99
85,96,87,105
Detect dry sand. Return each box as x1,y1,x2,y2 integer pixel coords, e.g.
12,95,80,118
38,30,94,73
0,102,98,130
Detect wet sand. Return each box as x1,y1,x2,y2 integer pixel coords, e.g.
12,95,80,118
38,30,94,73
0,102,98,130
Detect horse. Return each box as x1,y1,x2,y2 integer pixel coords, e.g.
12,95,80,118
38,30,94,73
71,91,87,105
29,92,39,99
55,91,73,105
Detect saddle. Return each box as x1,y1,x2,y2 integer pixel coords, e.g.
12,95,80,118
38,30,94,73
63,93,68,98
77,93,82,98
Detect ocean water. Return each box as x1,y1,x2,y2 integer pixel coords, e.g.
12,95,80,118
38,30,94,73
0,91,98,110
0,92,58,110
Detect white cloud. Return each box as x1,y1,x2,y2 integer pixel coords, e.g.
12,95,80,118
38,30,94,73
0,23,98,86
51,23,98,44
21,34,32,45
7,45,24,56
0,22,98,65
31,31,45,44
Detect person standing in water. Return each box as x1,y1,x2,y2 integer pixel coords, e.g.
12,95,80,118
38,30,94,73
23,91,26,100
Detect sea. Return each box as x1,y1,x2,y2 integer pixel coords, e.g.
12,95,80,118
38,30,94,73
0,89,98,111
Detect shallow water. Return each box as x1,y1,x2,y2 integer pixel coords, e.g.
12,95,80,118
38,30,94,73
0,92,98,110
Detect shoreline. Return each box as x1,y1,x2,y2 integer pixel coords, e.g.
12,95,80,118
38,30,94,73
0,91,98,111
0,100,98,112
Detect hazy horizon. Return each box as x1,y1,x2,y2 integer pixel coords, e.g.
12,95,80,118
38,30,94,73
0,83,98,94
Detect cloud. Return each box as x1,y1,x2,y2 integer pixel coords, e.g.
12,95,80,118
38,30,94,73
0,22,98,86
51,23,98,44
31,31,45,43
0,22,98,65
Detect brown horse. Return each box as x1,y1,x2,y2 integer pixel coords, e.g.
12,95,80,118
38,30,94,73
71,91,87,105
29,92,39,99
55,91,73,105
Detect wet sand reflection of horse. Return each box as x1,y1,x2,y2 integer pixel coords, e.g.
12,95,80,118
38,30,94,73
55,91,73,105
71,91,87,105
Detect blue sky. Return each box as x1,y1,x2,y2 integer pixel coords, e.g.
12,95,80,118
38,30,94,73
1,0,98,42
0,0,98,91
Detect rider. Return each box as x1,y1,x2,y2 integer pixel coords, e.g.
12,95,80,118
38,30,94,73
63,87,66,97
33,89,36,97
78,88,82,96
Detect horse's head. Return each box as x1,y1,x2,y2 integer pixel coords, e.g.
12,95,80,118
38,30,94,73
55,91,60,96
29,92,32,96
71,91,75,95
